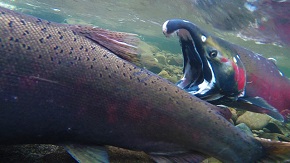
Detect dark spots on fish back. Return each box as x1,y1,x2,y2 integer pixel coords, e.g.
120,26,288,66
41,27,47,32
8,21,13,27
36,18,42,23
23,30,29,36
46,34,52,39
103,54,109,59
20,19,26,25
21,43,31,51
56,30,64,40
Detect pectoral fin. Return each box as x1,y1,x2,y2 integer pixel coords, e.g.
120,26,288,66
237,96,284,122
64,145,109,163
211,96,284,122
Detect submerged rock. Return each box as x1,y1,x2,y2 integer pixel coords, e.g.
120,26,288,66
0,144,75,163
158,70,171,79
256,132,290,142
265,119,290,136
155,53,167,65
0,145,154,163
137,41,183,83
236,123,253,137
236,111,271,130
167,55,183,67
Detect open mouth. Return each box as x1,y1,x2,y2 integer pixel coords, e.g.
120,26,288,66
163,20,217,99
175,29,205,90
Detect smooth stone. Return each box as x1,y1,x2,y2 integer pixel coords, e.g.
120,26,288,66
236,111,271,130
236,123,253,136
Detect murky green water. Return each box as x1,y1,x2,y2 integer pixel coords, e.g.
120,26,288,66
1,0,290,77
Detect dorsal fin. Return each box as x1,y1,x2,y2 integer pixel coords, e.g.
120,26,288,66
70,25,140,63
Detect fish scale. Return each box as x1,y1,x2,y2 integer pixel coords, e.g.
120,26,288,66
0,6,288,163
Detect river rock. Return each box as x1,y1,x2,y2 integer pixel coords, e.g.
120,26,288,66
236,111,271,130
158,70,171,79
264,119,290,136
167,55,183,67
236,123,253,136
255,132,290,141
155,53,167,65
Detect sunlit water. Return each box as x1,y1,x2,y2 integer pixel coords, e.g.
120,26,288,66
1,0,290,77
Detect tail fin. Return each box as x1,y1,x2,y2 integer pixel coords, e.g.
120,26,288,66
256,137,290,162
71,25,140,63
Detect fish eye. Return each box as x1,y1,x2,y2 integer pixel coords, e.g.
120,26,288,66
209,50,218,58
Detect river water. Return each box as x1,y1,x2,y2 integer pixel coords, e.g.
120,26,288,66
1,0,290,77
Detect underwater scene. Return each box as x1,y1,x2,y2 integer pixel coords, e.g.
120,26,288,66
0,0,290,162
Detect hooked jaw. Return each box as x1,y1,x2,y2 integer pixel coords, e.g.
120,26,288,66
163,19,218,100
163,19,285,122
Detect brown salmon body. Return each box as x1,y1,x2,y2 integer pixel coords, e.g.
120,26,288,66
0,6,269,162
